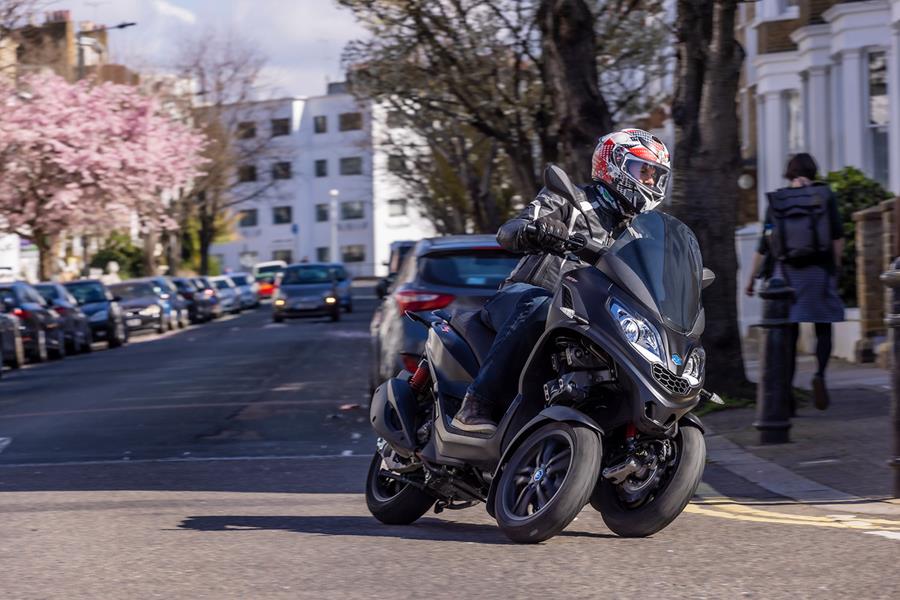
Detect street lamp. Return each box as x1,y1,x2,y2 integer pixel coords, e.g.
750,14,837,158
329,188,340,263
77,21,137,80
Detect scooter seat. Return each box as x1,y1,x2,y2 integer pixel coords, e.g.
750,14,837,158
447,309,496,367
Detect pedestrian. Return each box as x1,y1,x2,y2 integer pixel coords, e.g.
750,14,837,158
745,152,845,411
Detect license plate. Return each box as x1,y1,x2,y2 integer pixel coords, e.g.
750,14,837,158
294,302,316,310
126,318,142,327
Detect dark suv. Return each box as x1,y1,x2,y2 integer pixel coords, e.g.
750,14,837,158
64,279,128,349
368,235,520,391
0,281,66,361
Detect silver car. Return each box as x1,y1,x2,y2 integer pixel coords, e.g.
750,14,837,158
227,272,259,309
209,276,241,314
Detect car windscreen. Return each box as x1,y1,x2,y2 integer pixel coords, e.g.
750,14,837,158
281,266,333,285
257,265,283,275
174,279,196,292
65,282,107,304
110,283,155,300
0,287,18,306
605,211,703,333
256,274,275,284
418,250,519,289
34,285,58,302
230,275,249,286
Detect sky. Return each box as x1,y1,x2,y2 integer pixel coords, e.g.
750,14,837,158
49,0,369,98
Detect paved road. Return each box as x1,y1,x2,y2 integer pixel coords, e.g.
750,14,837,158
0,295,898,599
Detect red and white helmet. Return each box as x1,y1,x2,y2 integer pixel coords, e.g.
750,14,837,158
591,128,671,214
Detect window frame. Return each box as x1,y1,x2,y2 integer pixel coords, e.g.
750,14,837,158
272,205,293,225
270,118,291,137
340,200,365,220
237,165,258,183
315,203,330,222
339,156,363,176
313,115,327,134
341,244,366,263
314,159,328,178
338,112,363,131
237,208,259,228
272,161,293,180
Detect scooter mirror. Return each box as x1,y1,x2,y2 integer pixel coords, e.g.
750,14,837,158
543,164,580,208
702,268,716,289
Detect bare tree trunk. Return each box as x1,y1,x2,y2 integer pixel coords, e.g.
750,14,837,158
670,0,749,396
33,229,52,281
142,231,158,277
538,0,613,179
198,208,215,276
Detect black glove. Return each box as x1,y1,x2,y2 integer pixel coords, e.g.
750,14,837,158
529,216,569,253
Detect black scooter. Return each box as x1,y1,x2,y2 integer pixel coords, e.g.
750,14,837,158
367,164,715,543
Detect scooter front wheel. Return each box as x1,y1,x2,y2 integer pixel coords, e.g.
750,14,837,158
591,424,705,537
495,422,601,543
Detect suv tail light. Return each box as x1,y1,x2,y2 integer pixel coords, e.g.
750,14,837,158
12,307,29,319
394,290,455,314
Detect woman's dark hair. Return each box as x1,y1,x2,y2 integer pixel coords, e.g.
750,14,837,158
784,153,818,180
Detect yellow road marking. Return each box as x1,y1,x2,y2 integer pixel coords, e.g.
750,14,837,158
684,505,900,531
698,502,900,527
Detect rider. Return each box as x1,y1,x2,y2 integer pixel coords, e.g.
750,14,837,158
451,128,672,434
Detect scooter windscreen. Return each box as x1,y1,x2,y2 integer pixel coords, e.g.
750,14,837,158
601,211,703,333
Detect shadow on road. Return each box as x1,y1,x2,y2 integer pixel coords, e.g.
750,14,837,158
177,515,617,544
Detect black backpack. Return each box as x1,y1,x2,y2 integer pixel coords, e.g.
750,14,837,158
766,185,833,268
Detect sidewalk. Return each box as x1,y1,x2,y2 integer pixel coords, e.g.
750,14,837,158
703,355,897,504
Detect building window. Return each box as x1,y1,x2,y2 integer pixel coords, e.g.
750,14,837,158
341,244,366,263
272,206,292,224
238,209,258,227
785,90,803,154
388,154,407,174
313,115,327,133
316,247,330,262
237,121,256,139
869,50,889,187
339,112,363,131
315,203,329,222
340,156,363,176
237,165,257,182
272,161,292,180
272,250,293,263
271,118,290,137
387,198,407,217
341,200,364,220
315,159,328,178
386,110,404,129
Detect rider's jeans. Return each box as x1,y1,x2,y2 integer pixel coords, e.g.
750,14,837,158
466,282,552,416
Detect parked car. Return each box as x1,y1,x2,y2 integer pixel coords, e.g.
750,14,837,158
272,263,344,323
147,277,190,329
172,277,214,323
375,240,417,300
34,282,93,354
227,272,259,309
191,277,223,319
369,235,520,391
0,312,25,369
0,281,66,361
108,281,168,335
209,276,241,314
64,279,128,349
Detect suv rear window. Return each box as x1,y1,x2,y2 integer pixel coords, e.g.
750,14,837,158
230,275,249,286
66,282,107,304
34,284,58,301
419,250,519,289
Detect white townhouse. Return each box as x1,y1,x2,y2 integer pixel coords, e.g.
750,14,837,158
210,82,435,278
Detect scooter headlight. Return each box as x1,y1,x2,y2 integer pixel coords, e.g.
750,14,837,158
683,347,705,387
610,301,663,363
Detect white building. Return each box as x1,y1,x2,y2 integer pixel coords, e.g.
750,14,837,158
210,83,435,278
736,0,899,358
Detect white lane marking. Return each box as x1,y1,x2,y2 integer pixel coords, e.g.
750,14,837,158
0,437,11,454
865,531,900,541
0,453,370,468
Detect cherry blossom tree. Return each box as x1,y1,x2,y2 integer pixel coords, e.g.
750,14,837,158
0,73,206,278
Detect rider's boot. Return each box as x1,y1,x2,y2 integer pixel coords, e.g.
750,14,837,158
451,392,497,435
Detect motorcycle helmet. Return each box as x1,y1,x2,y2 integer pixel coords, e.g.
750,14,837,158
591,128,671,215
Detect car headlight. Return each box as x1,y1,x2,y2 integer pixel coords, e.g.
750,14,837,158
89,310,108,322
682,347,705,387
139,305,161,317
610,301,663,363
324,296,337,304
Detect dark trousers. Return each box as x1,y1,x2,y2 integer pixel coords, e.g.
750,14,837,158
466,283,552,413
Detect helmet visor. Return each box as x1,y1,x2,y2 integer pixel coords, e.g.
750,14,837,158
623,158,670,197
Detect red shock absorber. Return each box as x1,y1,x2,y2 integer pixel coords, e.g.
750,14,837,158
625,422,637,440
409,360,432,393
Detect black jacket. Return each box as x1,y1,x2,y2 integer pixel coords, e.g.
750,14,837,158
498,183,626,291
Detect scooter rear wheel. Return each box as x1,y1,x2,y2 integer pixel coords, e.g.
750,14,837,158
495,422,601,543
365,452,434,525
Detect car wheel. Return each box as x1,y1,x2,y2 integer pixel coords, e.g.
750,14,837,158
30,329,48,363
345,300,353,314
156,317,166,335
81,327,93,353
330,308,341,322
273,314,284,323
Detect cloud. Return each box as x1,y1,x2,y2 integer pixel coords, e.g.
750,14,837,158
153,0,197,25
